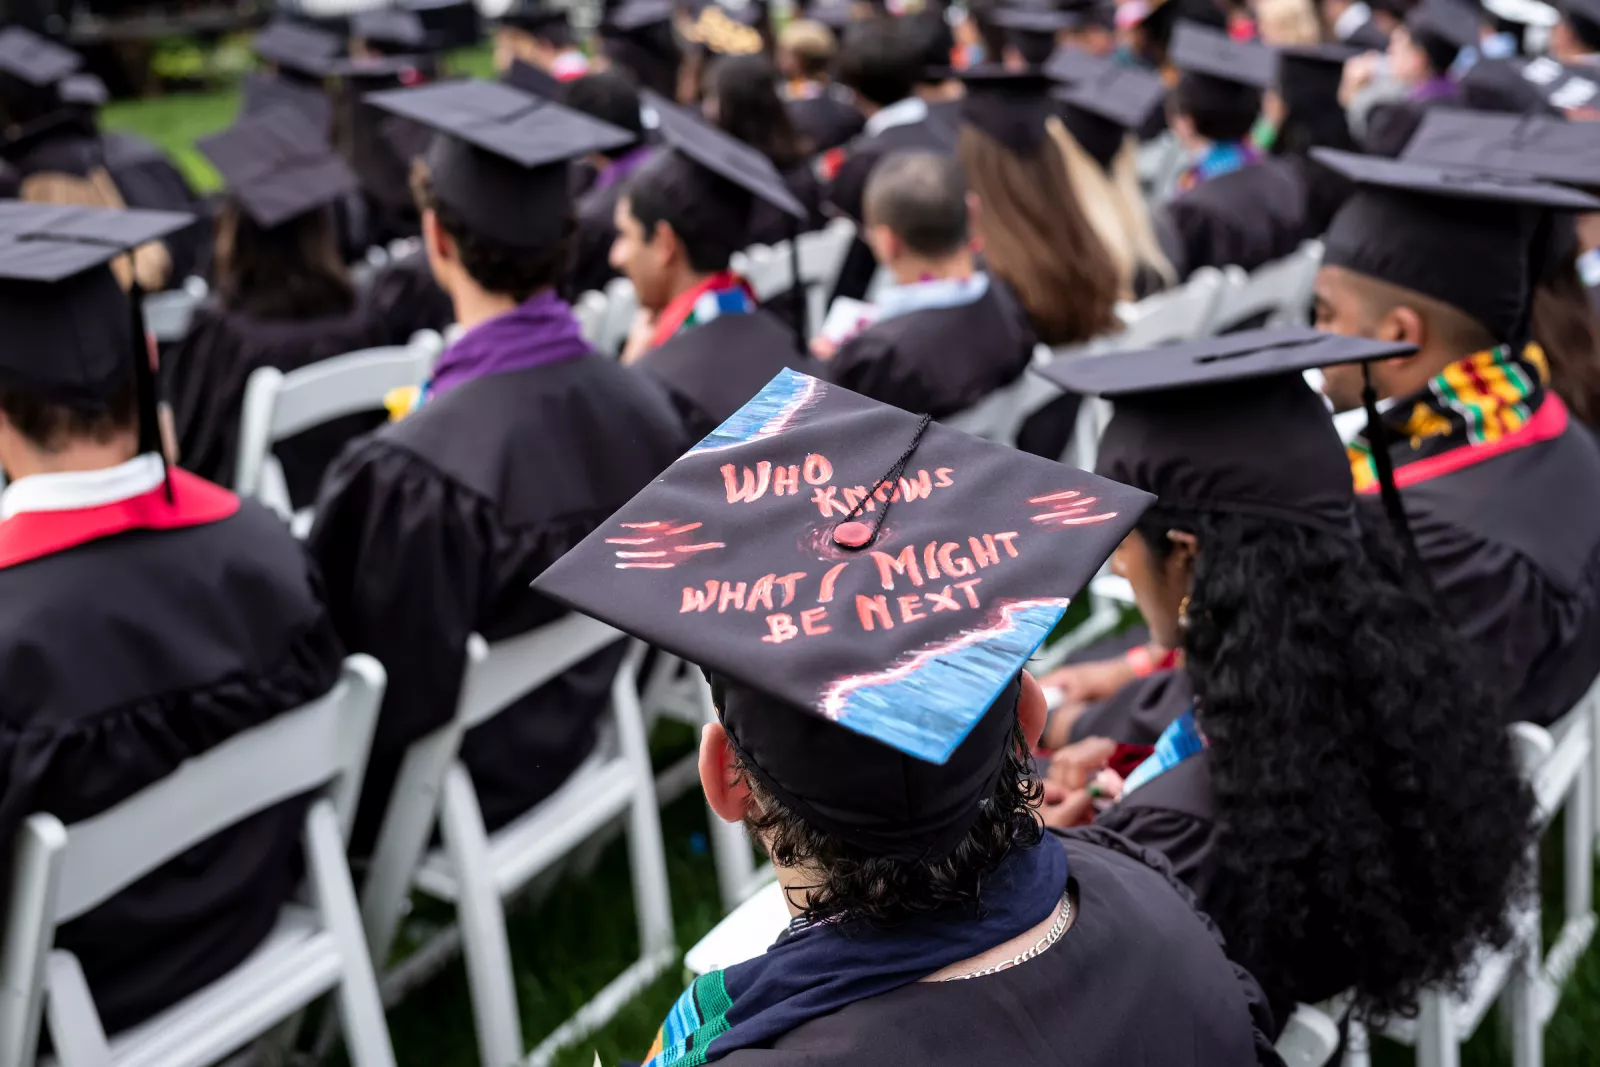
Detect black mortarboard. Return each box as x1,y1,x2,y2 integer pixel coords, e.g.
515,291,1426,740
802,0,856,29
601,0,682,97
350,9,430,52
991,5,1086,33
0,27,81,88
641,89,807,217
254,20,344,78
240,70,334,133
1054,61,1165,166
958,66,1059,154
504,58,565,100
1566,0,1600,43
0,203,194,489
1042,44,1105,84
1169,20,1275,88
1402,110,1600,193
1276,43,1359,115
1405,0,1482,70
367,78,634,247
198,107,359,229
498,0,571,35
533,367,1151,857
1037,326,1418,542
1316,145,1600,343
606,0,676,32
56,72,108,108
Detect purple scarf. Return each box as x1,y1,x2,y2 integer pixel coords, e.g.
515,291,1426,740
426,290,592,401
593,144,655,194
1411,76,1459,103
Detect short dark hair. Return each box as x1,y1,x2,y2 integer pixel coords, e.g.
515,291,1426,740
563,71,645,150
836,17,922,108
1172,71,1263,143
711,673,1045,928
623,156,748,274
863,151,968,257
412,165,572,302
1570,9,1600,51
0,372,137,454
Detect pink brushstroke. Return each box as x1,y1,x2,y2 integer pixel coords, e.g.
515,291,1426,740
606,537,656,545
675,542,726,554
616,562,677,570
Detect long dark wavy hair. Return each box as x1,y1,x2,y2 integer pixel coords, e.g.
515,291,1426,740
704,54,810,168
213,200,355,321
1139,504,1536,1019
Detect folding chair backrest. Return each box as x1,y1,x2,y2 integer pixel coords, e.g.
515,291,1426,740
734,219,859,333
595,276,639,357
143,276,209,345
573,289,609,346
457,614,629,730
1137,132,1187,206
1274,1001,1343,1067
1208,241,1324,334
1117,267,1227,348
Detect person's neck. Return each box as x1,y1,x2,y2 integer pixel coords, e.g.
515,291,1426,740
3,436,138,482
774,861,823,919
1381,346,1484,401
661,267,717,310
451,283,522,333
889,251,974,286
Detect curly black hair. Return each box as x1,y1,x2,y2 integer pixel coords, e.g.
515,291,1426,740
1137,504,1536,1019
410,166,571,302
728,710,1045,928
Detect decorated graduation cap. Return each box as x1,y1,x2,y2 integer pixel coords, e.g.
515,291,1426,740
1402,109,1600,193
0,26,81,89
254,19,345,79
366,78,634,248
636,89,807,219
1036,326,1419,541
1276,42,1359,115
198,107,360,229
0,203,194,490
1169,20,1276,89
534,368,1152,858
1053,57,1166,167
1486,54,1600,111
1405,0,1483,71
350,9,430,53
958,66,1059,155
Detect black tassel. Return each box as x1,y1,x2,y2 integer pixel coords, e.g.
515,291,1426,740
127,274,172,503
1361,362,1416,565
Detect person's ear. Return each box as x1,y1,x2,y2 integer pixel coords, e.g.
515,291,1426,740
1017,670,1048,748
422,208,452,267
1166,528,1200,587
700,721,754,824
1379,304,1425,348
651,219,679,269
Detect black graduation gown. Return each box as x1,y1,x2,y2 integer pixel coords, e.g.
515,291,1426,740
0,497,344,1034
1158,157,1308,283
748,160,826,248
633,310,813,441
570,172,631,302
786,92,864,154
1397,422,1600,727
167,303,394,507
361,251,456,340
820,276,1037,418
726,827,1282,1066
307,355,689,851
1361,94,1459,159
1069,667,1193,746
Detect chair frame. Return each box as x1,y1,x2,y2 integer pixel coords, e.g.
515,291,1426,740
0,656,391,1067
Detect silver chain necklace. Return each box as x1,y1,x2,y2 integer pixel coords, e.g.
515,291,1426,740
939,891,1073,981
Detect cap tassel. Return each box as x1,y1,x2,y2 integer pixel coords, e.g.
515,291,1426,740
832,413,933,550
1360,362,1415,562
127,276,173,504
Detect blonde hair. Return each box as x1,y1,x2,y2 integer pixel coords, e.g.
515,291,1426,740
1255,0,1321,45
780,19,837,68
1049,118,1175,299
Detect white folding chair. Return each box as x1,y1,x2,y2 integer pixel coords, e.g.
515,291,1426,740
359,615,676,1067
234,329,445,532
594,276,639,358
0,656,391,1067
573,289,609,347
734,218,859,336
143,276,209,345
1206,241,1325,335
940,345,1056,445
1276,1001,1345,1067
1137,131,1188,207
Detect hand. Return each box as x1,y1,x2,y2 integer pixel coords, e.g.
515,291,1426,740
810,336,838,361
1040,781,1096,828
619,308,659,365
1047,736,1118,793
1339,52,1378,107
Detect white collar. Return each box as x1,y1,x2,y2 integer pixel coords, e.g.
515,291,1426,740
864,97,930,138
1580,248,1600,288
1334,1,1373,40
1,453,165,521
875,271,990,323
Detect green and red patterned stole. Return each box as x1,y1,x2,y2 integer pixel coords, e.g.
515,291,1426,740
1349,344,1568,495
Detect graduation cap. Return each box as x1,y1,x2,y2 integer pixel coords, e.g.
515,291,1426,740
1042,44,1106,84
239,70,335,133
533,367,1152,858
800,0,857,29
350,9,430,52
1404,0,1483,70
254,20,345,79
605,0,676,33
1564,0,1600,39
504,58,565,100
990,4,1086,34
1036,326,1420,544
1276,43,1360,115
639,89,807,218
497,0,572,36
1402,110,1600,193
197,107,359,229
1169,20,1276,88
958,66,1060,155
0,26,82,89
0,203,195,491
367,78,634,248
56,72,108,108
1503,54,1600,111
1054,61,1166,166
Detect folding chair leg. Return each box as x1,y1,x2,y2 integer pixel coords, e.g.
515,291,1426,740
438,765,524,1067
1340,1019,1370,1067
1508,938,1544,1067
707,806,762,912
613,664,675,958
1415,993,1459,1067
305,802,397,1067
1567,752,1595,935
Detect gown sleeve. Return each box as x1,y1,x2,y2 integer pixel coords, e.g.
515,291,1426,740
1094,802,1218,904
360,256,456,342
820,332,932,414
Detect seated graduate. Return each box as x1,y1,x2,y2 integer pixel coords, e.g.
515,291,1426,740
703,53,827,244
956,66,1120,347
532,368,1283,1067
1257,44,1361,238
0,28,205,283
307,80,687,851
1553,0,1600,65
598,0,685,101
817,151,1037,417
1312,148,1600,728
493,0,591,83
1360,0,1482,157
1156,22,1305,279
1034,328,1538,1028
567,71,655,300
167,107,396,508
776,18,864,154
610,97,811,438
0,204,344,1037
242,19,342,132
